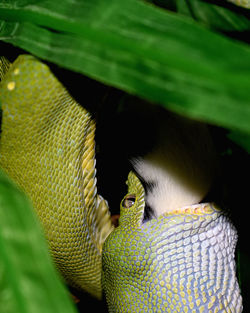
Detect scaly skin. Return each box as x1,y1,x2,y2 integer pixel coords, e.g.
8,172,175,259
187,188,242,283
0,55,243,311
228,0,250,8
0,55,113,299
102,172,243,312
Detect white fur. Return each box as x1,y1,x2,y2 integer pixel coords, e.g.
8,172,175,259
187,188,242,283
131,115,217,216
132,155,210,216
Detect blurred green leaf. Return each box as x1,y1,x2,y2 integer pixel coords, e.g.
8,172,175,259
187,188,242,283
227,130,250,153
0,1,249,311
177,0,250,32
0,0,250,139
0,169,77,313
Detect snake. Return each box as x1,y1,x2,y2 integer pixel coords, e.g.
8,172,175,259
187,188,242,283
0,55,242,312
228,0,250,7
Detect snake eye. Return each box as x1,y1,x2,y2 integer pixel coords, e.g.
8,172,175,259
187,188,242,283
122,194,136,208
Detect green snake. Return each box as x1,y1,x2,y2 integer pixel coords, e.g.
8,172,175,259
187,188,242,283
0,55,242,312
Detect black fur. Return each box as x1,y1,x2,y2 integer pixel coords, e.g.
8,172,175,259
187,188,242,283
133,169,157,222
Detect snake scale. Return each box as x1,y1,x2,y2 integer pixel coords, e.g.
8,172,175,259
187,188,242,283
0,55,242,312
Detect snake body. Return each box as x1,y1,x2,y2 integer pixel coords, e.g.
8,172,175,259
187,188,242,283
102,172,243,312
228,0,250,7
0,55,113,299
0,55,242,311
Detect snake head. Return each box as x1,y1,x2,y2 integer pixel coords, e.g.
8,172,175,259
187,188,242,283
102,171,242,312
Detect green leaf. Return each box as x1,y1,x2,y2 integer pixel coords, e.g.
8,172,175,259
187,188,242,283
177,0,250,32
0,0,250,137
227,130,250,153
0,169,77,313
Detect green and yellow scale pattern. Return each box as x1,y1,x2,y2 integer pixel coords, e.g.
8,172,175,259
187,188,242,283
0,55,113,299
0,55,243,312
229,0,250,8
102,172,242,312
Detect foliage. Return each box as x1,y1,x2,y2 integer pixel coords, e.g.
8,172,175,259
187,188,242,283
0,0,250,138
0,0,250,312
0,169,77,313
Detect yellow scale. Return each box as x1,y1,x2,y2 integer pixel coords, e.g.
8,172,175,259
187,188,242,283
0,55,243,312
0,55,113,299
